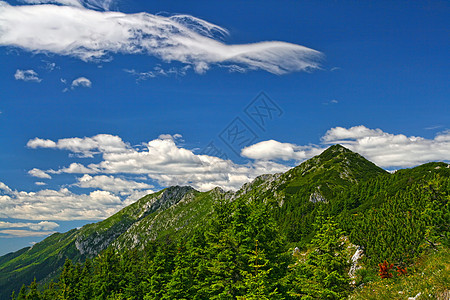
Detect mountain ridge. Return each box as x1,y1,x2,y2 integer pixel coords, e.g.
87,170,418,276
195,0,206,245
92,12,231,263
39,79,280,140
1,144,448,299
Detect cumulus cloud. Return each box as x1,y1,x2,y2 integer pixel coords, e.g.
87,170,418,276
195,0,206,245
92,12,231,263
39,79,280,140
0,229,57,238
14,69,42,82
244,126,450,168
0,220,59,230
0,182,125,220
71,77,92,88
0,1,322,74
28,168,52,179
241,140,323,161
13,126,449,223
27,134,130,157
0,220,59,237
29,134,289,191
321,126,450,168
0,182,13,193
76,174,153,195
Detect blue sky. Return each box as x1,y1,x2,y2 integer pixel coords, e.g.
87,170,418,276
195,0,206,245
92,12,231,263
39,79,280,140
0,0,449,255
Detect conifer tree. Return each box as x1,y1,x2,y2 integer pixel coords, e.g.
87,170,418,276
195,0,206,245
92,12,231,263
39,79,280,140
288,215,349,299
16,284,27,300
26,278,40,300
238,240,282,300
59,259,77,300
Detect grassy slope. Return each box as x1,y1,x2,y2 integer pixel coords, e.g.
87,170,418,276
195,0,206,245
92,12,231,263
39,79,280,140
350,247,449,300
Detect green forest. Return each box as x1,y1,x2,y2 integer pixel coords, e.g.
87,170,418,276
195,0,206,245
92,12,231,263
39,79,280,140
4,146,450,299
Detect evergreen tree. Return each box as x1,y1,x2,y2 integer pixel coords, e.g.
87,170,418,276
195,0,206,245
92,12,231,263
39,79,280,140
16,284,27,300
92,248,121,299
78,259,93,300
26,278,40,300
288,215,349,299
238,240,282,300
422,177,450,247
143,244,175,299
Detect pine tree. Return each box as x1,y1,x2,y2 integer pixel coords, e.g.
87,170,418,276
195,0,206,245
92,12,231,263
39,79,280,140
288,215,350,299
26,278,40,300
92,248,121,299
78,259,93,300
16,284,27,300
143,244,175,300
237,240,282,300
59,259,77,300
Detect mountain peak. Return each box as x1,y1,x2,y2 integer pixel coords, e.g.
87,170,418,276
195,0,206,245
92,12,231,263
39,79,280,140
318,144,355,158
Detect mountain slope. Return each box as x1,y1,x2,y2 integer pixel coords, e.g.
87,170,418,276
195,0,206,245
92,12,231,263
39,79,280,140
0,186,206,299
0,144,447,299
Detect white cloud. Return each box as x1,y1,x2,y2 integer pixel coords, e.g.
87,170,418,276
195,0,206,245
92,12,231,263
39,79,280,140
28,168,52,179
12,126,449,223
244,126,450,168
321,126,450,168
27,134,130,157
0,2,322,74
0,229,56,238
71,77,92,89
20,0,116,10
14,69,42,82
0,220,59,230
125,66,192,81
28,134,289,191
53,163,98,174
158,133,182,141
241,140,323,161
0,182,13,193
0,182,125,220
20,0,84,8
76,174,153,195
35,182,47,186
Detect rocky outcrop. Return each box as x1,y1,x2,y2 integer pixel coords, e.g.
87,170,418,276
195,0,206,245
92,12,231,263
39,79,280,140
348,246,364,284
309,190,327,203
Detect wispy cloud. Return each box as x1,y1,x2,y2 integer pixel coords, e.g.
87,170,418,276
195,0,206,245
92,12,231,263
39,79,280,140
322,99,339,105
14,69,42,82
19,0,115,10
125,65,191,81
425,125,443,130
0,1,323,74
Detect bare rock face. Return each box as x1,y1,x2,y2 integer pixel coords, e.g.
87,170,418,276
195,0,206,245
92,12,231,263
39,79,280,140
348,246,364,283
75,186,196,256
309,190,327,203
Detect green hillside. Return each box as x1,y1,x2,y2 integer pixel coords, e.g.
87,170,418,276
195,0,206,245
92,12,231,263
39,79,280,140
1,144,448,299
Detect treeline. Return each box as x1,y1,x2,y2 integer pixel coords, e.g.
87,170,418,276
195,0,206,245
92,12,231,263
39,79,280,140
13,173,449,299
